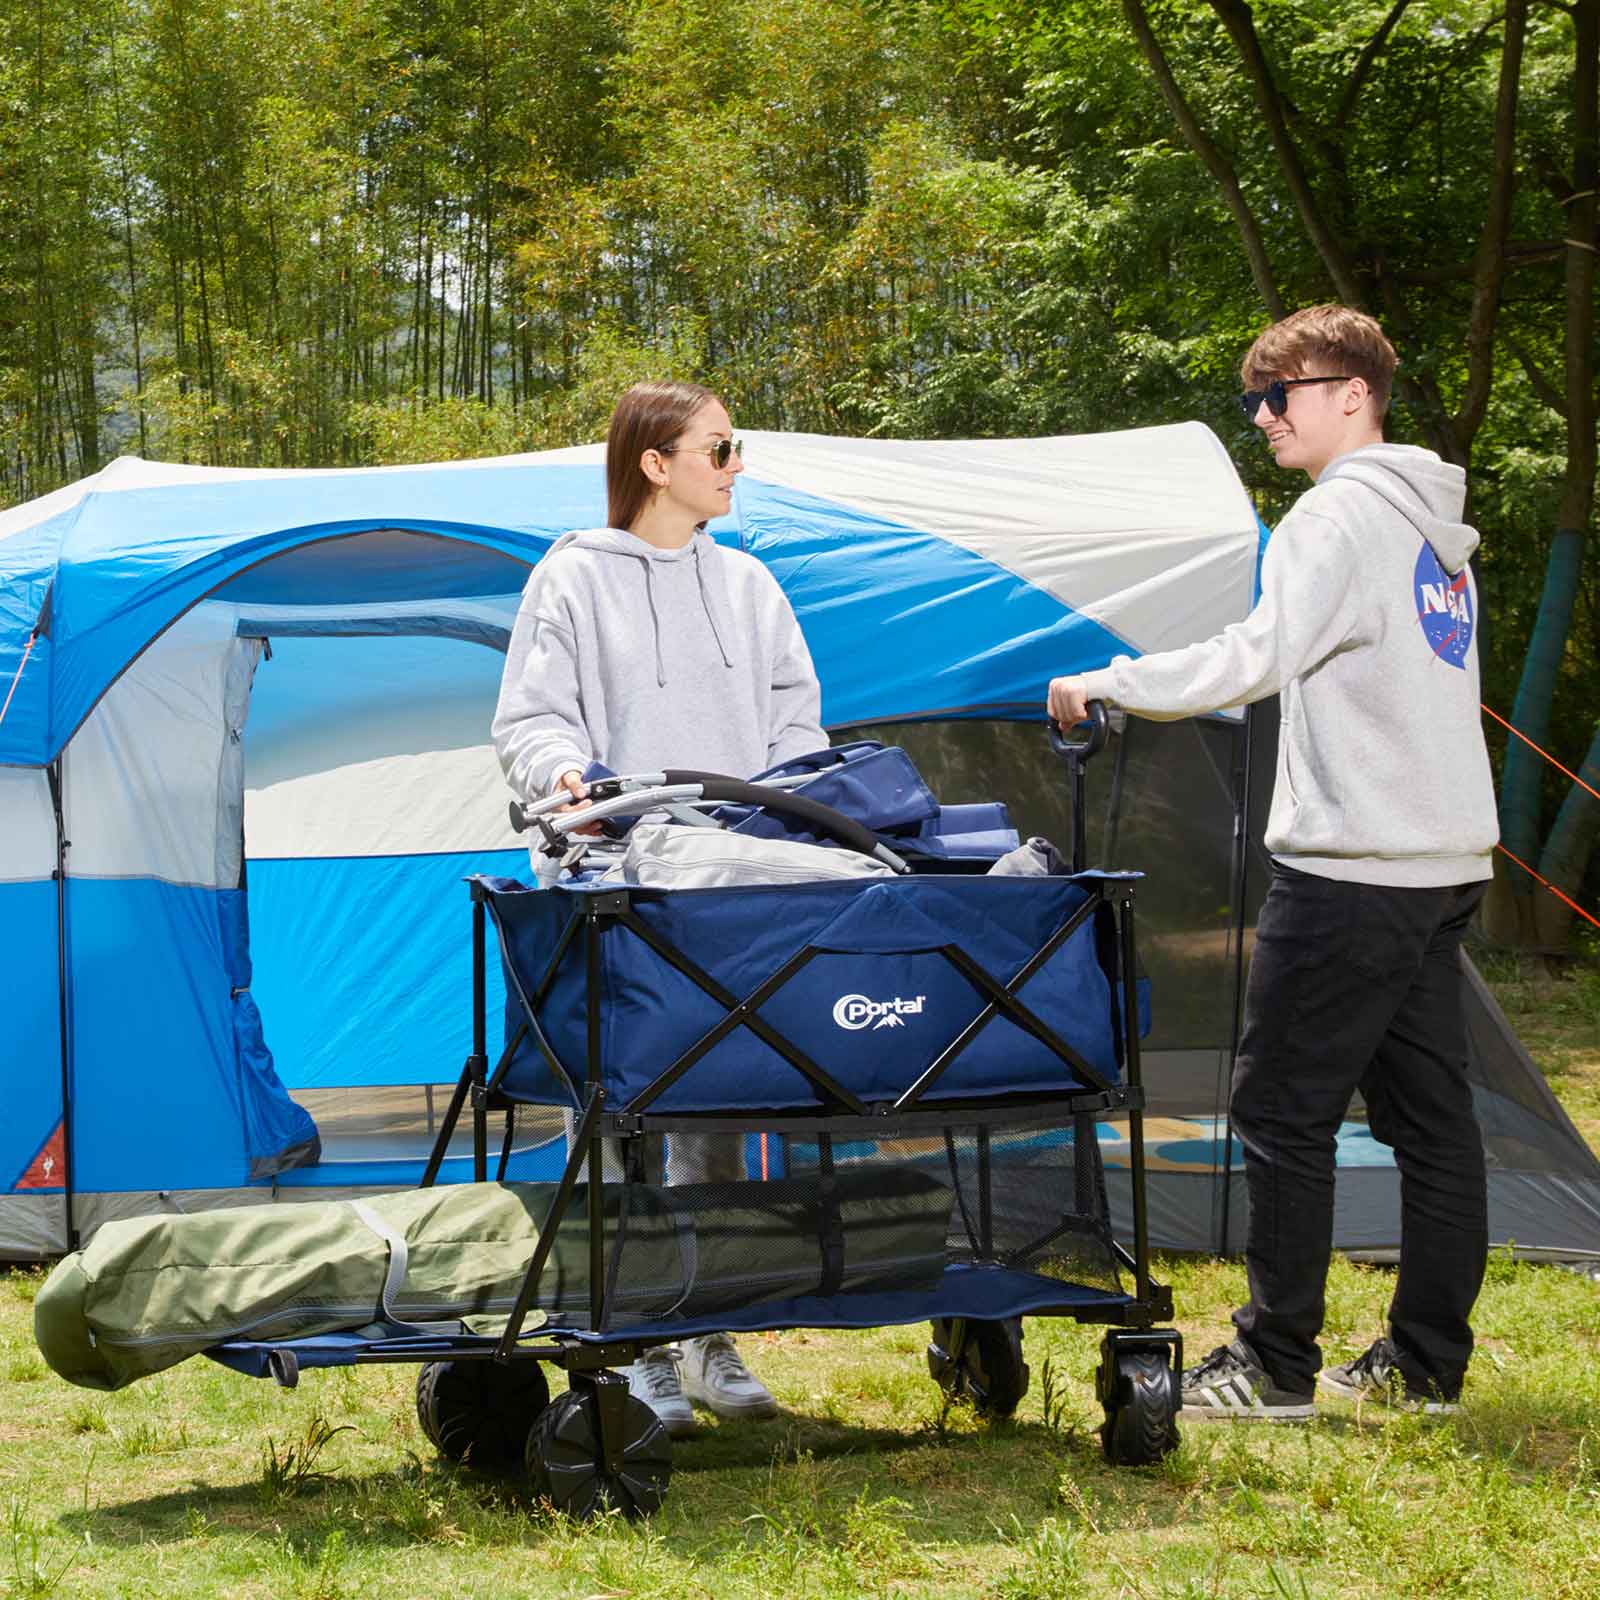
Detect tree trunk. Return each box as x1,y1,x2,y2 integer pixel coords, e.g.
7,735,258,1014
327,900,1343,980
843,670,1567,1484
1485,528,1585,942
1526,0,1600,948
1454,0,1527,446
1532,725,1600,949
1205,0,1364,305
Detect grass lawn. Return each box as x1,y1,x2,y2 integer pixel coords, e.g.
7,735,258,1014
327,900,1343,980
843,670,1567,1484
3,960,1597,1600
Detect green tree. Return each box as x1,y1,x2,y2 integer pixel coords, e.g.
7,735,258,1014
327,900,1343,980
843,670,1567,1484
978,0,1595,942
0,0,119,497
1500,0,1598,949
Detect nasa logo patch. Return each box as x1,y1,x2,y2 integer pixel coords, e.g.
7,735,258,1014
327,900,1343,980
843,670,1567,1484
1414,544,1472,669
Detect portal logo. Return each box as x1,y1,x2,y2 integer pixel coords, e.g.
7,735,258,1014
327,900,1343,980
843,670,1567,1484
833,993,927,1031
1414,545,1473,669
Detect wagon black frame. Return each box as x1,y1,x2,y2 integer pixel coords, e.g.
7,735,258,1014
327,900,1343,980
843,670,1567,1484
416,865,1171,1367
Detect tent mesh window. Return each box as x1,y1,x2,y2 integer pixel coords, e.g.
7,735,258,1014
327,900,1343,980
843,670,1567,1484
290,1086,565,1167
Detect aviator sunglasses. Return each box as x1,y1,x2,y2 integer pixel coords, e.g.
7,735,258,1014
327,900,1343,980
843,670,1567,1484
1237,376,1352,420
655,437,743,469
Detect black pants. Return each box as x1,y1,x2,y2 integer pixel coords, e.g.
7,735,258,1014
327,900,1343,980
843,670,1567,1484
1230,864,1489,1398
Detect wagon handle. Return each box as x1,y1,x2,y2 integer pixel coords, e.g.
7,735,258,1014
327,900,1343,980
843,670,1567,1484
509,773,910,874
1047,700,1109,873
1046,699,1110,762
661,772,909,873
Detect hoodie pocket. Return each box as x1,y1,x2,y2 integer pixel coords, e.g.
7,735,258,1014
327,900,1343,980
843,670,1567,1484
1281,727,1302,813
1279,710,1343,850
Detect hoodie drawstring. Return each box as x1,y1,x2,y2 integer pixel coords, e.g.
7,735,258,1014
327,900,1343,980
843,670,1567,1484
693,543,734,669
641,562,667,688
626,535,734,686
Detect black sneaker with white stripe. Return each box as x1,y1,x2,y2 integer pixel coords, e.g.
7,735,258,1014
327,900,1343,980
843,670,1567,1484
1318,1338,1461,1414
1179,1340,1315,1423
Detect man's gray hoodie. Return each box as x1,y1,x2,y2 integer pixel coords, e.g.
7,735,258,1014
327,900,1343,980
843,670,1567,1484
1079,443,1497,887
492,527,826,798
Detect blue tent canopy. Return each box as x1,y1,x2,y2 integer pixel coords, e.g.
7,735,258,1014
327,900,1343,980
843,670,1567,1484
0,431,1263,766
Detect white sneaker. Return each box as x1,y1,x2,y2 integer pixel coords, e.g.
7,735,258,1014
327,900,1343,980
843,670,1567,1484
624,1347,696,1437
680,1332,779,1420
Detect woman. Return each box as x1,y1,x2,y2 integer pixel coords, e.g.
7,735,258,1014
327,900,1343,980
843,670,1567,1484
492,380,826,1435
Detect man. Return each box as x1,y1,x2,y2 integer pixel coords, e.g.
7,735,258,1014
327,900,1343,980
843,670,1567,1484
1049,304,1498,1420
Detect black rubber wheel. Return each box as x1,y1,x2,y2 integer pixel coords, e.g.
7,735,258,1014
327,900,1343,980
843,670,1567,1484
927,1316,1030,1418
1100,1348,1180,1465
526,1386,672,1519
415,1358,551,1471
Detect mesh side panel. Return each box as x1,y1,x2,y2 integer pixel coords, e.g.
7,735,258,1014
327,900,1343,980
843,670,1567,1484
533,1112,1120,1331
850,714,1258,1073
528,1107,1126,1331
784,1119,1118,1293
537,1163,955,1328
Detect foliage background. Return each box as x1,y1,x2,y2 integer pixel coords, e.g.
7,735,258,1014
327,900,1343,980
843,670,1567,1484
1,0,1595,933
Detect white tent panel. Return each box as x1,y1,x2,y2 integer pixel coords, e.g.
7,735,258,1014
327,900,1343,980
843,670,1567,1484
1078,535,1261,661
0,768,54,882
736,424,1261,654
61,607,260,888
246,744,522,860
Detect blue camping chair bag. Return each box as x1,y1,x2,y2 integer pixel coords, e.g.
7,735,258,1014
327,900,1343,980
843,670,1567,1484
727,742,1017,861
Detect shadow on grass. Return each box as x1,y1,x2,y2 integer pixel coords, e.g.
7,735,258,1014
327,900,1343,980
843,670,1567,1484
56,1459,548,1550
51,1402,1204,1553
664,1408,983,1473
1173,1388,1600,1496
59,1382,1590,1562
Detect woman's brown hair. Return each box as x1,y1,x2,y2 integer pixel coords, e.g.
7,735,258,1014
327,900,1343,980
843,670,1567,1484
605,380,719,531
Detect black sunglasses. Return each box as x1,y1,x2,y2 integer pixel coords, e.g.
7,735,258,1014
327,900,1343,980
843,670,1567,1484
1237,376,1353,420
655,437,743,469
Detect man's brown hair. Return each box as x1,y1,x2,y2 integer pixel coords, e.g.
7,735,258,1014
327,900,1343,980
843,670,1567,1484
1241,304,1398,415
605,380,719,531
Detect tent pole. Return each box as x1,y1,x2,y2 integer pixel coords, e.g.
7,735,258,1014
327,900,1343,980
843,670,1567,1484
471,893,488,1183
1216,705,1256,1257
46,759,78,1252
1118,888,1151,1301
1104,715,1130,865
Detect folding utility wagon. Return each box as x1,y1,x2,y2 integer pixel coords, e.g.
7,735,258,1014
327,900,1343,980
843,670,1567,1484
212,721,1182,1515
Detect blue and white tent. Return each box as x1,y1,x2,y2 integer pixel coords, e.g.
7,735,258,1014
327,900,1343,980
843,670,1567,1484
6,429,1596,1266
0,427,1258,1255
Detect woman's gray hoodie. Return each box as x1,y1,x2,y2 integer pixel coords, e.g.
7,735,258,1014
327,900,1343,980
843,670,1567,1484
1079,443,1497,887
492,528,826,798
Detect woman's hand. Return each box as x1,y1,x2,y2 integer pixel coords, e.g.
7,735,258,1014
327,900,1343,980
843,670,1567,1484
551,768,603,836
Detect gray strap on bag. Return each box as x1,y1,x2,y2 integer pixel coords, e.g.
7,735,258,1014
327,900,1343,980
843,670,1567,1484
348,1201,461,1334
